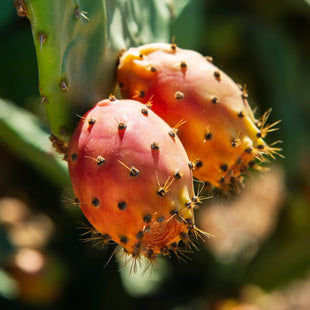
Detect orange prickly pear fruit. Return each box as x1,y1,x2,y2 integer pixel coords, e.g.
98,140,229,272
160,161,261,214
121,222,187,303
68,97,207,262
117,43,281,192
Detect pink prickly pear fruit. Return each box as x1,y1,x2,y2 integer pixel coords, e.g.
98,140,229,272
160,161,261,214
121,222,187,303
68,97,206,261
117,43,281,192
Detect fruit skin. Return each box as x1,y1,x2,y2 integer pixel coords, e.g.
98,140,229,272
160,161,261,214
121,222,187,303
68,98,199,260
117,43,280,191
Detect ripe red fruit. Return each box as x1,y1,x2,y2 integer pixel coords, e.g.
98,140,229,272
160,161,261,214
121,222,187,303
68,98,206,261
117,43,281,191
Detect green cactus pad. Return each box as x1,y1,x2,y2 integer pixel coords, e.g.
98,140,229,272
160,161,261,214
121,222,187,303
21,0,188,144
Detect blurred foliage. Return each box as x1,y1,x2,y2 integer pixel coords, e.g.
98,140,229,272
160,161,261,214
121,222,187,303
1,0,310,309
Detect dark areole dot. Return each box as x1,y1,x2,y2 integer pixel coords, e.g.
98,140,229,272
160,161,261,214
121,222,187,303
143,214,152,223
136,231,144,239
96,156,105,166
129,167,140,177
220,164,228,172
214,71,221,81
118,201,127,210
141,107,148,116
157,216,165,223
238,111,244,118
120,236,128,244
92,198,100,207
151,142,160,150
175,91,184,100
146,249,154,258
118,122,127,130
88,118,96,125
195,160,203,168
174,170,182,179
204,132,213,140
211,97,219,104
71,153,78,162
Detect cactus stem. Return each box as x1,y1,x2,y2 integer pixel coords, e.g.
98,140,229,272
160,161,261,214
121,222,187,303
59,126,69,136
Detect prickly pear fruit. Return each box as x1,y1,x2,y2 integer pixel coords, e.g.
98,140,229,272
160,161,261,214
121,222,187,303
68,97,206,261
117,43,281,191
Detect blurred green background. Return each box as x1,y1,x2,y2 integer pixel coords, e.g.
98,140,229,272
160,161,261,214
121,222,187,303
1,0,310,309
